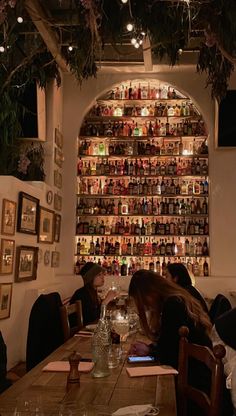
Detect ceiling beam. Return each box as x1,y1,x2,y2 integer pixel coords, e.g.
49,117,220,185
24,0,69,73
143,35,153,72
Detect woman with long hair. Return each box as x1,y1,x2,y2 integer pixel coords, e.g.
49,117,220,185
128,270,212,370
166,263,209,314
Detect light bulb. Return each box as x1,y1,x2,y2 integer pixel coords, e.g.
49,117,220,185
134,42,140,49
126,23,134,32
178,48,183,55
131,38,137,45
0,46,5,53
17,16,23,23
68,45,73,52
121,0,128,3
139,39,143,45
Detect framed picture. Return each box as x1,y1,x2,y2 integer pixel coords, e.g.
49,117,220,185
54,147,64,168
17,192,39,235
15,246,38,282
54,169,62,189
0,283,13,319
54,194,62,211
51,251,60,268
54,214,61,242
44,250,50,266
1,199,17,235
38,207,54,244
55,128,63,149
0,239,15,275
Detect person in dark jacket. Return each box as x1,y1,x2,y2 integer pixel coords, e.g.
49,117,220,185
26,292,64,371
165,262,209,314
69,262,116,326
128,270,213,416
0,331,12,393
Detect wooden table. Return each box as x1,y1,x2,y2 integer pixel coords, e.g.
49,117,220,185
0,334,177,415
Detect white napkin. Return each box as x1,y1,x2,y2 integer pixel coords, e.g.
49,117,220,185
112,404,153,415
42,361,94,373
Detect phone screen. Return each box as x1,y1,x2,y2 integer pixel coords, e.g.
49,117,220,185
127,355,155,363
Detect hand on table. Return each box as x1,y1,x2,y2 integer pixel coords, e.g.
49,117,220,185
129,341,151,356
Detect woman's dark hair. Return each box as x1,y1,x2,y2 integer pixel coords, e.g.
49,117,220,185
167,263,192,287
129,270,211,339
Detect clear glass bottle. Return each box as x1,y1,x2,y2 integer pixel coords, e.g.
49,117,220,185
92,304,111,378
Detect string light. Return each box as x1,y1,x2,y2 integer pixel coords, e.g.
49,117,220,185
0,46,5,53
68,44,73,51
17,16,23,23
126,23,134,32
121,0,128,3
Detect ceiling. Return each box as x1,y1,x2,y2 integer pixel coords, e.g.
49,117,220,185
18,0,206,72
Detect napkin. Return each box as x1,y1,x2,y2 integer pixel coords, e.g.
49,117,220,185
112,404,153,415
42,361,94,373
126,365,178,377
75,331,93,337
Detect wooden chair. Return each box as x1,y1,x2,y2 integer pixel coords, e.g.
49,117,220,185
177,326,226,416
60,300,83,342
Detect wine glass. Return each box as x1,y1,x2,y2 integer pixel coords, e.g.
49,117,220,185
110,310,130,355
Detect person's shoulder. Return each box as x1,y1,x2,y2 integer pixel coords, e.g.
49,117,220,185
69,286,85,303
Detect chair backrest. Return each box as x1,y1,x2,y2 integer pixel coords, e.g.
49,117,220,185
26,292,64,371
177,326,226,416
209,294,232,324
60,300,83,342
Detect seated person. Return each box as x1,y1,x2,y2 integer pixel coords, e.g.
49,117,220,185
211,308,236,414
166,263,209,313
70,262,116,326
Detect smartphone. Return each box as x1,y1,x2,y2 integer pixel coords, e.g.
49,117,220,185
127,355,155,363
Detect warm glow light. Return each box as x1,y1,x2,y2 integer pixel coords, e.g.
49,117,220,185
131,38,136,45
68,45,73,52
126,23,134,32
134,42,140,49
17,16,23,23
121,0,128,3
0,46,5,52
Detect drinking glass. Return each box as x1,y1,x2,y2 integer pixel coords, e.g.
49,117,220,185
110,310,130,355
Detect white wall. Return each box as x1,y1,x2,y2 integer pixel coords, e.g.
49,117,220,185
1,62,236,369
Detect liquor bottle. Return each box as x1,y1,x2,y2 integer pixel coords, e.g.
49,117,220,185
92,304,111,378
203,259,209,276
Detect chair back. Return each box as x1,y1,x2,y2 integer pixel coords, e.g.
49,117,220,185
60,300,83,342
177,326,225,416
0,331,12,393
26,292,64,371
209,294,231,324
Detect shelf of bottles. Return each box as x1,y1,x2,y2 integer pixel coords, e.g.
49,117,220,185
75,81,210,278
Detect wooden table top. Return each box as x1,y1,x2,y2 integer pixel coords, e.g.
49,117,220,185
0,334,177,415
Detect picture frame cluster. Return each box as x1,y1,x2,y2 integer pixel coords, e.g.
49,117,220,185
0,190,62,319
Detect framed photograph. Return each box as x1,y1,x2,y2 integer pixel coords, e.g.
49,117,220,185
51,251,60,268
54,169,62,189
17,192,39,235
0,283,13,319
44,250,50,266
55,128,63,149
0,239,15,275
1,199,17,235
15,246,38,282
54,147,64,168
54,214,61,242
38,207,54,244
54,194,62,211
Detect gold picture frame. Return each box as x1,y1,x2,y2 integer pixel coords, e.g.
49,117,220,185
0,239,15,275
0,283,13,319
17,192,39,235
1,199,17,236
38,207,54,244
